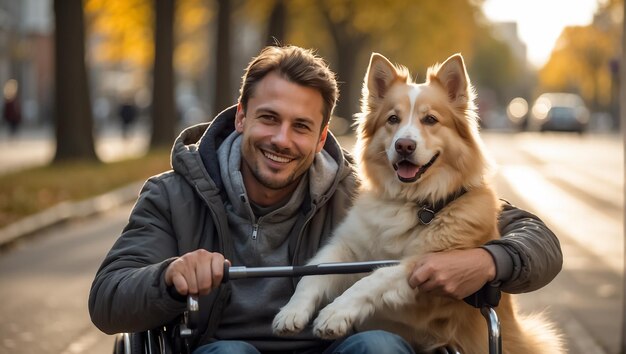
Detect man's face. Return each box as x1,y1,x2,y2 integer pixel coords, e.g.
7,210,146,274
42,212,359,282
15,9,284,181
235,72,328,200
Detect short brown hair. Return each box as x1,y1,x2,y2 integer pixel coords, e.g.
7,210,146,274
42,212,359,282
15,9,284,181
238,45,338,129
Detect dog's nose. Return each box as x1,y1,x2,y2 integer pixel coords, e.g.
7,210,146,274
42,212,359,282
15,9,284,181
395,138,416,156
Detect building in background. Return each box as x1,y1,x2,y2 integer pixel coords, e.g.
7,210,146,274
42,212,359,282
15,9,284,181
490,21,528,67
0,0,53,127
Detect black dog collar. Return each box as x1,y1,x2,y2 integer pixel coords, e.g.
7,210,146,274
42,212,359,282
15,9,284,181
417,188,467,225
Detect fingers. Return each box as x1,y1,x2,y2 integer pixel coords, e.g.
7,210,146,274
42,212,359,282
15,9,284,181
408,256,454,296
195,251,226,295
408,250,490,299
409,267,453,297
171,272,189,296
194,251,212,295
210,253,226,290
164,250,228,297
408,264,428,289
407,257,432,289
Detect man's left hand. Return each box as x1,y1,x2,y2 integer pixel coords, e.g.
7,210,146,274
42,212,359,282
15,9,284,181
407,248,496,300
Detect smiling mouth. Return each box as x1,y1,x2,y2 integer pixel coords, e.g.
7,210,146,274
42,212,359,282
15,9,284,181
392,152,440,182
263,150,293,164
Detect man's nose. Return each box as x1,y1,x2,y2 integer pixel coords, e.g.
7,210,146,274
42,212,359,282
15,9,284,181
270,123,292,147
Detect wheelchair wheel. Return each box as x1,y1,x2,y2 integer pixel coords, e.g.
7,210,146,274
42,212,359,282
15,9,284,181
113,333,124,354
128,332,145,354
112,332,146,354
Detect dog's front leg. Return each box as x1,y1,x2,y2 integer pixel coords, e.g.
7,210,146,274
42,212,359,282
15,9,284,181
273,244,357,336
272,274,326,335
313,263,414,339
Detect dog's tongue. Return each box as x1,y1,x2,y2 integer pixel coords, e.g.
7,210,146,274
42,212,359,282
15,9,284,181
396,162,420,180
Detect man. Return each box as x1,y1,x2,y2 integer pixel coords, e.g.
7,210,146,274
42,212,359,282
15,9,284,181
89,45,562,354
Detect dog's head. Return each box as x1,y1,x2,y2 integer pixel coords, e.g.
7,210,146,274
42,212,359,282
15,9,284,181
354,53,493,202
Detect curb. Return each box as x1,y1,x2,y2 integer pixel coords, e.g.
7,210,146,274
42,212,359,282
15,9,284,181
0,181,144,249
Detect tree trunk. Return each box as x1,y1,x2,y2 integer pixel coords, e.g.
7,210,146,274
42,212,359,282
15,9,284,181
266,0,286,46
334,44,359,121
52,0,98,163
618,2,626,354
150,0,177,149
213,0,232,117
320,5,367,122
621,2,626,133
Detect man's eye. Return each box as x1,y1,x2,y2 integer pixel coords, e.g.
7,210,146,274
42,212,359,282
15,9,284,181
294,123,311,131
387,115,400,124
260,115,276,122
422,115,438,125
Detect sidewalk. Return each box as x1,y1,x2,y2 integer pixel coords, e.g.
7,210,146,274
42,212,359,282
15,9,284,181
0,181,144,250
0,124,150,249
0,124,150,176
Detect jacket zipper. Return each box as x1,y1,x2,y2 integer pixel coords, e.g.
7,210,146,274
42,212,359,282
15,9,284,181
252,223,259,240
291,203,318,269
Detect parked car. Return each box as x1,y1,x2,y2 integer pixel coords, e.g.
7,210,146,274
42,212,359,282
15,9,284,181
528,93,590,133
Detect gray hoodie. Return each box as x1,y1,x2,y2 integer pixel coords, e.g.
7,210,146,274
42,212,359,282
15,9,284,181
214,131,339,350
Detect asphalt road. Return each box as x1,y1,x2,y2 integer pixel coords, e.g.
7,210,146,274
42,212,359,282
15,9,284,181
0,205,130,353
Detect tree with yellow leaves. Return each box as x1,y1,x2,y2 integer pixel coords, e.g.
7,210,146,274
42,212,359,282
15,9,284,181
85,0,211,78
539,0,622,115
539,26,614,110
259,0,490,120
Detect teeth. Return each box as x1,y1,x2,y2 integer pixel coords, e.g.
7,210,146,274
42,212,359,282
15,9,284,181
264,151,292,163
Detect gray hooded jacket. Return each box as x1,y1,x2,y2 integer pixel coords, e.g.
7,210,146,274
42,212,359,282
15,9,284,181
89,105,562,350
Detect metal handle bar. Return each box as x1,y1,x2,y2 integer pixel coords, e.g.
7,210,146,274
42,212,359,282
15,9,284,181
181,260,400,334
481,306,502,354
222,260,401,283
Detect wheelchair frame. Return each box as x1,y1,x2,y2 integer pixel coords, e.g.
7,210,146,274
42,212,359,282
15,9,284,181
112,261,502,354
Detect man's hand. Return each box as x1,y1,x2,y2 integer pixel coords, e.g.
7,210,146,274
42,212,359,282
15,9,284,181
408,248,496,300
165,250,229,296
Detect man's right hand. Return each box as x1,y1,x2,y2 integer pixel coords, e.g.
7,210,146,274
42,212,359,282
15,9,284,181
164,250,229,296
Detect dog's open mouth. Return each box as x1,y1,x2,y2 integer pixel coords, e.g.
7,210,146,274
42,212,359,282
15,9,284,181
393,152,440,183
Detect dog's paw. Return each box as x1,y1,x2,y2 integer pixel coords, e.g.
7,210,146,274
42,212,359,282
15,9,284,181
312,301,358,339
272,306,312,336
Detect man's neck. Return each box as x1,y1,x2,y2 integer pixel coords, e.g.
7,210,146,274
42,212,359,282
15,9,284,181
246,181,299,207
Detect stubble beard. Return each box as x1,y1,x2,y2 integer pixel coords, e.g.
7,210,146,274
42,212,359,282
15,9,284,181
250,160,303,190
241,140,311,192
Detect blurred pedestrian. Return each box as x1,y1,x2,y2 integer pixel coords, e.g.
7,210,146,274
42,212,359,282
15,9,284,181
3,79,21,136
118,97,137,139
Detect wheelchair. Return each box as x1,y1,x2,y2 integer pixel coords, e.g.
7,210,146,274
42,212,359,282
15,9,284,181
112,261,502,354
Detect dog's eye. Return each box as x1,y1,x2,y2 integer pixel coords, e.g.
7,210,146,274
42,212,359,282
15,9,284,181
422,115,438,125
387,115,400,125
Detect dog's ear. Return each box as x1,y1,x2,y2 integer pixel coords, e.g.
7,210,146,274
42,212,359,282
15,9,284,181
358,53,409,140
429,54,480,143
365,53,400,99
430,54,471,107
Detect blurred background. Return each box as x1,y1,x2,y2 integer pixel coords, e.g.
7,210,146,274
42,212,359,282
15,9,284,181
0,0,624,353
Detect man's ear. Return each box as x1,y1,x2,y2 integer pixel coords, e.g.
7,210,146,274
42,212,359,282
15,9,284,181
235,103,245,133
316,124,329,153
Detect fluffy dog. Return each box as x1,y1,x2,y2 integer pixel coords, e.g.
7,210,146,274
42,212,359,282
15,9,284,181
272,53,563,353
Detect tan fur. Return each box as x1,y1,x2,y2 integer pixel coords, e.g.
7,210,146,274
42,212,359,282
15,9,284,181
273,53,564,353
